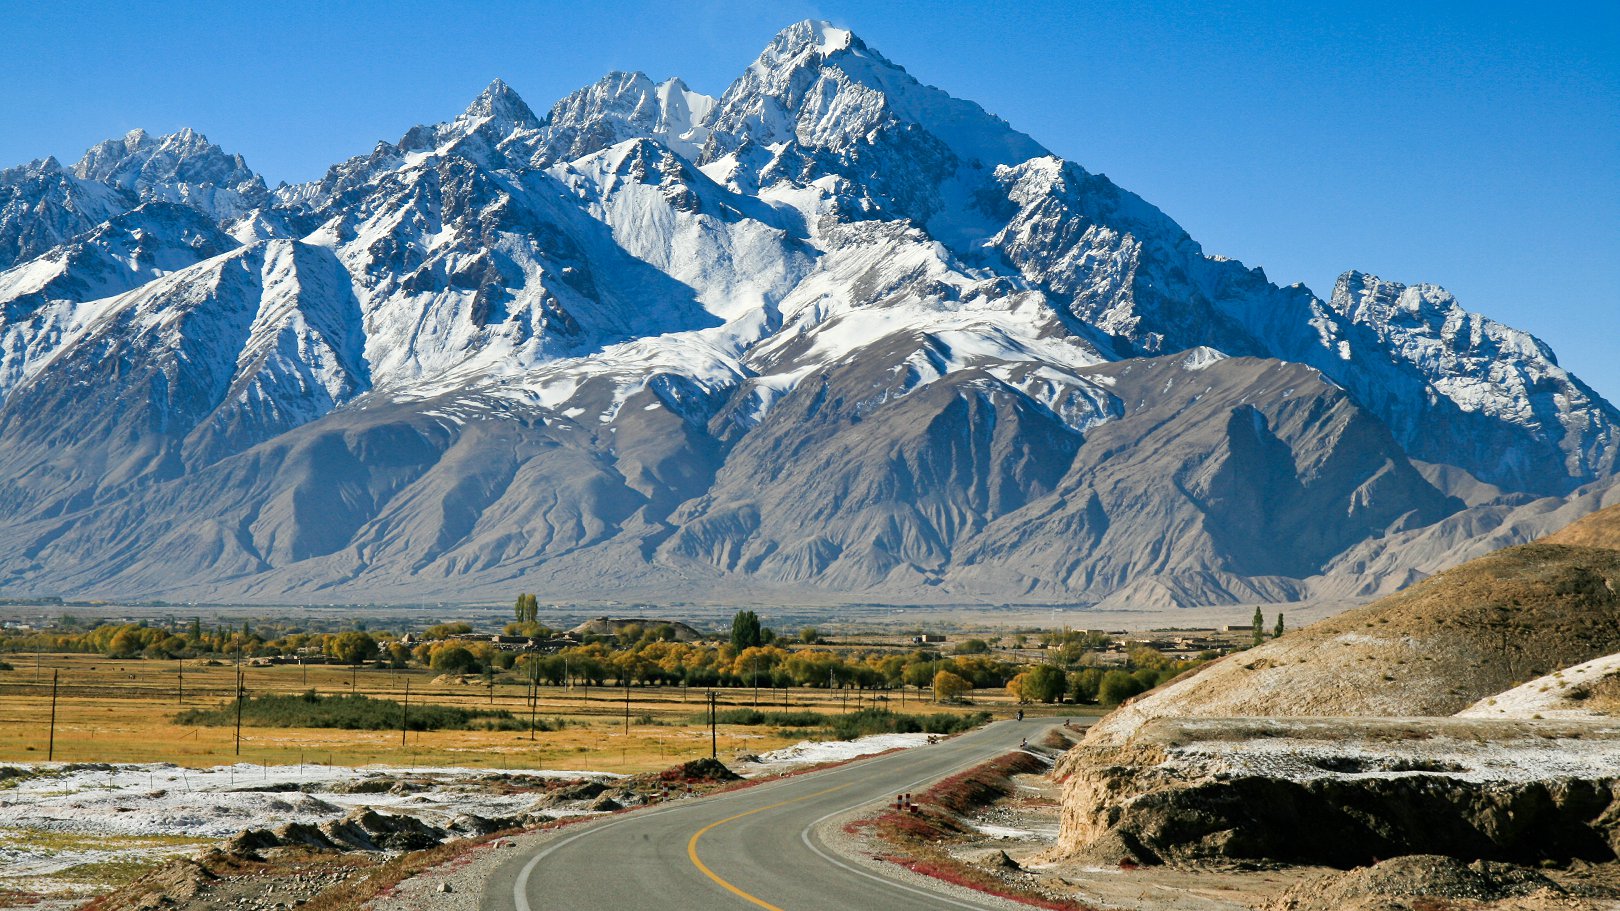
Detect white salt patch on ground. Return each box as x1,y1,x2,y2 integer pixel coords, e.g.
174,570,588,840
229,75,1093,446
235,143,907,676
1153,719,1620,785
0,761,623,902
1458,651,1620,720
0,762,619,838
741,732,933,775
971,822,1032,839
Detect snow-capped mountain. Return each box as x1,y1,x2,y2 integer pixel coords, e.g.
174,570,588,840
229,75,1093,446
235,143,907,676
0,19,1611,605
74,127,269,224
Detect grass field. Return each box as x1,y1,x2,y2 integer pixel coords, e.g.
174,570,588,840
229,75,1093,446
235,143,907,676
0,654,1046,773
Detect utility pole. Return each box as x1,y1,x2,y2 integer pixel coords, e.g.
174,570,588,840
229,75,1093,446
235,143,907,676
623,676,630,735
709,692,717,759
177,657,183,706
751,657,758,709
528,667,538,742
234,668,244,757
47,670,58,762
401,680,410,747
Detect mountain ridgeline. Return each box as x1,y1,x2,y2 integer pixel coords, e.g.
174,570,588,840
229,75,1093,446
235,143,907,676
0,20,1613,605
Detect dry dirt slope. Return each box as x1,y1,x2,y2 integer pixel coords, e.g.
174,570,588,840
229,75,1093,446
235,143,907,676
1543,503,1620,549
1050,504,1620,875
1069,503,1620,750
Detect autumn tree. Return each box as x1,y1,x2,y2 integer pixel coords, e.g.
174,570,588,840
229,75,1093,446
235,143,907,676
933,670,971,702
1021,664,1067,703
329,631,378,666
430,644,477,673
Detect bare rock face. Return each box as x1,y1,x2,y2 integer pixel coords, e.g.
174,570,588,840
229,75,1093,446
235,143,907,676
1056,718,1620,868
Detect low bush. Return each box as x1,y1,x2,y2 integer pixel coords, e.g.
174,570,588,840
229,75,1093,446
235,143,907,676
701,709,827,727
699,707,991,741
825,708,991,741
173,690,531,732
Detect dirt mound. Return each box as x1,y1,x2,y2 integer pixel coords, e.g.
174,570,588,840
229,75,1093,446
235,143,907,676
90,856,218,911
221,807,454,857
1072,542,1620,749
658,758,741,783
1544,503,1620,550
1461,651,1620,719
1264,855,1592,911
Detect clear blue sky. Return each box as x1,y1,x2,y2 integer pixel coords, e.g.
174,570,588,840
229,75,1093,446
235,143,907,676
3,0,1616,399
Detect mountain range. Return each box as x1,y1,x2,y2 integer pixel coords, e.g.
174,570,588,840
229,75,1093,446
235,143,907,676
0,20,1614,606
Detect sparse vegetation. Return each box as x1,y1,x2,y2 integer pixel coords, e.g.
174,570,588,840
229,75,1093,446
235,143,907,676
705,709,828,727
173,691,533,732
702,706,989,741
824,708,990,740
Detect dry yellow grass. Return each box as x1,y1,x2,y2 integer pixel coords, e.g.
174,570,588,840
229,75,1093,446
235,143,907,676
1074,541,1620,749
1543,502,1620,550
0,654,1001,772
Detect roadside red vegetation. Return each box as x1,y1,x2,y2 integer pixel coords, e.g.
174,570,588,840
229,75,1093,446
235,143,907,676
857,749,1100,911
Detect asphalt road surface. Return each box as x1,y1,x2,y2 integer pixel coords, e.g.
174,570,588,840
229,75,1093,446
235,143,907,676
486,719,1063,911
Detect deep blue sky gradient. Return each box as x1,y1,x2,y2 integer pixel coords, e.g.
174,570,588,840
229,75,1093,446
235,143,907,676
3,0,1616,398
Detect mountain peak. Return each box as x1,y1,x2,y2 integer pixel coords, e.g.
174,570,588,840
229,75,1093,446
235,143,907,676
1330,271,1462,324
68,127,267,223
744,19,869,85
771,19,858,57
539,70,713,163
462,78,541,131
703,16,1045,186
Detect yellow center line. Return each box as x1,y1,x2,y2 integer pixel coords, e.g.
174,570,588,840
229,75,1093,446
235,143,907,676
686,782,855,910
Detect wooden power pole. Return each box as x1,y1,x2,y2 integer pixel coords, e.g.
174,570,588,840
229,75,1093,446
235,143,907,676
47,670,58,762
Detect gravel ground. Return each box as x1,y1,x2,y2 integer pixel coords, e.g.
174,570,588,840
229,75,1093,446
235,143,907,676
364,828,570,911
808,804,1040,911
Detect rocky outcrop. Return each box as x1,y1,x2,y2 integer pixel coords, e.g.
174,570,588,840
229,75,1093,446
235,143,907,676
1057,718,1620,868
221,805,496,857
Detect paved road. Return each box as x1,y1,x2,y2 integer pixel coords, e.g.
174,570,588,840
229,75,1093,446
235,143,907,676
486,720,1059,911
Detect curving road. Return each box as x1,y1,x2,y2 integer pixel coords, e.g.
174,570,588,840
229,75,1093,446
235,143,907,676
485,720,1062,910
